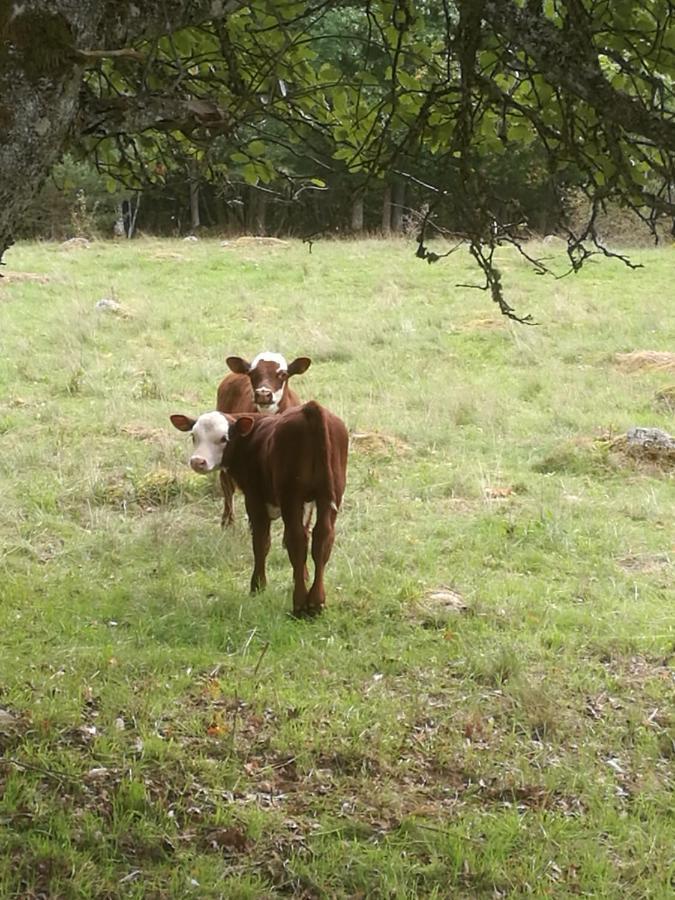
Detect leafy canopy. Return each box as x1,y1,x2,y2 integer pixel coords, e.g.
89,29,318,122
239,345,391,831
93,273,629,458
78,0,675,319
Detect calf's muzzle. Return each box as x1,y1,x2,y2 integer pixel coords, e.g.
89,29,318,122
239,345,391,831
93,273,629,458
190,455,209,473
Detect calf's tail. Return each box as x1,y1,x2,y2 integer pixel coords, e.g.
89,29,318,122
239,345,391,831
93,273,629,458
302,401,338,511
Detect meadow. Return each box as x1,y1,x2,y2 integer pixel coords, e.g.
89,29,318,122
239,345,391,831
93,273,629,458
0,236,673,898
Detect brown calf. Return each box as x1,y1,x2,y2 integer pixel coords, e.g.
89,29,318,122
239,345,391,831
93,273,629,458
171,401,348,617
215,351,311,526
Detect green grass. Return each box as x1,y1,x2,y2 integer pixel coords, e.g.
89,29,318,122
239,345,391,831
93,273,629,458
0,237,673,898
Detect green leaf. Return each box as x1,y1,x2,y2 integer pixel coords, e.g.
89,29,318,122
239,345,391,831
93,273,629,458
247,141,266,157
242,163,259,185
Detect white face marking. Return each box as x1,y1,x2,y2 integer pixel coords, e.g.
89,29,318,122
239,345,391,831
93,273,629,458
251,351,288,371
256,387,284,414
188,412,230,473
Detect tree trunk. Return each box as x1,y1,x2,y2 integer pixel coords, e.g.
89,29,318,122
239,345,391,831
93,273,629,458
0,1,244,267
381,184,392,235
351,195,364,233
254,190,267,236
189,166,201,232
128,193,141,238
391,180,406,233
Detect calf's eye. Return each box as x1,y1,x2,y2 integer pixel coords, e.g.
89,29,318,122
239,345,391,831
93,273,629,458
221,436,228,444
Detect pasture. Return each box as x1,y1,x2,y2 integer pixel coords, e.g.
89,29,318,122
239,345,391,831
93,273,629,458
0,237,673,898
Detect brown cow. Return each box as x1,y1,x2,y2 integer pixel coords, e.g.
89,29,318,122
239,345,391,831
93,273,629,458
171,401,348,617
215,352,311,526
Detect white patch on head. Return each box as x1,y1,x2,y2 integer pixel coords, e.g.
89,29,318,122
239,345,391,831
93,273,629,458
251,351,288,371
189,412,230,473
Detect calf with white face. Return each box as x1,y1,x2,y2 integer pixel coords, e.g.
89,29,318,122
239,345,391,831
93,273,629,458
226,352,311,414
171,402,348,617
170,411,230,474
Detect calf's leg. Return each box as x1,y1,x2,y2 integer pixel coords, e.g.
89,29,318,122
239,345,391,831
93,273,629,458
247,506,271,593
307,505,336,615
220,471,235,527
281,501,309,616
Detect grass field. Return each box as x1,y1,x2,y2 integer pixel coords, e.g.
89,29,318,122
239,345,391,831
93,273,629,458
0,237,673,898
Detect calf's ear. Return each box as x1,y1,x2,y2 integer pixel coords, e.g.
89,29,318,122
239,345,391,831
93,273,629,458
234,415,255,437
170,414,196,432
226,356,250,375
287,356,311,376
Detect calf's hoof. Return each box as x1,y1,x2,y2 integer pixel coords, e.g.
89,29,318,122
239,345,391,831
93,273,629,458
292,601,324,619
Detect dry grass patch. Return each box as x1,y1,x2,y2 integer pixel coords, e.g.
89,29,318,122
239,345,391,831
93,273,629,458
654,385,675,411
615,350,675,373
350,430,411,456
617,552,672,574
483,484,518,501
118,423,167,444
408,588,470,627
92,467,208,509
148,250,187,261
221,236,290,250
459,315,506,331
60,237,91,251
0,271,51,285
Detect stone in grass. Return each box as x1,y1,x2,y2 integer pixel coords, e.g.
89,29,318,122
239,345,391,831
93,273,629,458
411,588,470,627
0,708,17,731
95,297,132,318
624,426,675,451
613,427,675,459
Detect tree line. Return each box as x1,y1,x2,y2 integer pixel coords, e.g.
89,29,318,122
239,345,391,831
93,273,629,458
2,1,674,317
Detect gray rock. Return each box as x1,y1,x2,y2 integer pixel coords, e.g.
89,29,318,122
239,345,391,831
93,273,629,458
625,427,675,451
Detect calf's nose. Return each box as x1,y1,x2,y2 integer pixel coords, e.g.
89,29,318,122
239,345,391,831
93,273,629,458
255,388,273,405
190,455,208,472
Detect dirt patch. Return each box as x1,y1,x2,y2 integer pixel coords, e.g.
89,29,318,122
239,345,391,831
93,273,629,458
350,431,411,456
600,654,675,690
615,351,675,373
480,781,587,816
617,552,672,574
0,707,32,753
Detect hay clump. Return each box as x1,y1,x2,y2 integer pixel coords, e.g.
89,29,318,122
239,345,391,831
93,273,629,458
0,271,51,284
350,431,411,456
615,351,675,373
408,588,470,627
